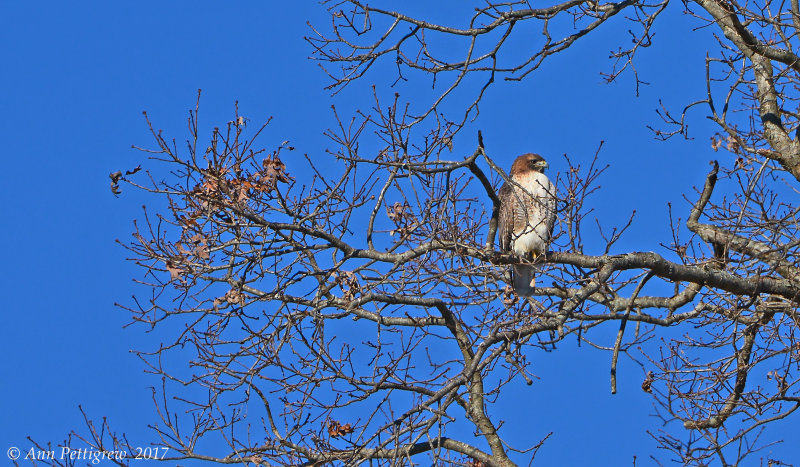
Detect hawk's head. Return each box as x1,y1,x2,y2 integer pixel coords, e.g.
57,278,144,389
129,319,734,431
510,153,548,175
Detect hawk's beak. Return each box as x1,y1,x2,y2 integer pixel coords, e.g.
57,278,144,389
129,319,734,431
535,161,549,170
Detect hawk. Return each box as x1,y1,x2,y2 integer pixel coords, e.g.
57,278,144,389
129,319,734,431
498,153,556,297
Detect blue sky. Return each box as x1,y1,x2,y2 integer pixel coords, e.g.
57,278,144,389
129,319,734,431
1,1,797,465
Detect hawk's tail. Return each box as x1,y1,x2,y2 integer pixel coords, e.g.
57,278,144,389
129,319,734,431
512,264,536,298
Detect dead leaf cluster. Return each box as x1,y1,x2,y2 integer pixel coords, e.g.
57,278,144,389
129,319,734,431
642,370,655,393
212,288,245,310
335,271,360,302
327,420,354,438
387,201,418,237
192,156,293,205
109,165,141,196
177,233,210,261
502,285,518,306
710,133,740,154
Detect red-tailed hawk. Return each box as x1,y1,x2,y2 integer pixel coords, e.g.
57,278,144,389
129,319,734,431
498,153,556,297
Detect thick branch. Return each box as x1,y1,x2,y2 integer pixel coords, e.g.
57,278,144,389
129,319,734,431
693,0,800,180
687,161,800,282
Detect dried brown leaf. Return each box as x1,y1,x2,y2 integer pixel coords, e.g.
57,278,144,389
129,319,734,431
176,243,190,255
165,262,182,280
125,165,142,175
194,242,210,260
502,285,518,306
711,136,721,151
726,135,740,153
225,289,244,304
641,370,654,393
110,171,123,196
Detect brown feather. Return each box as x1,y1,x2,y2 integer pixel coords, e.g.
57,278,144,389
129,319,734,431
498,183,514,252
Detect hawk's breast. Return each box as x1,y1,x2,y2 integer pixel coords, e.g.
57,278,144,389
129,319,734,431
511,171,555,256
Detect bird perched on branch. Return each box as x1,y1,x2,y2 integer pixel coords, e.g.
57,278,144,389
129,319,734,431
498,153,556,297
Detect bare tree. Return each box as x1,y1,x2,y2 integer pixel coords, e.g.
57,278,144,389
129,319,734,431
34,0,800,465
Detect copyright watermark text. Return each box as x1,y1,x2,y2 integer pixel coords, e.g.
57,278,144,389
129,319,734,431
8,446,169,464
